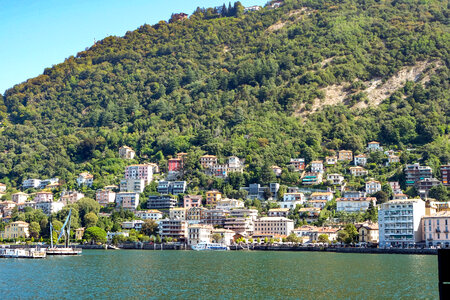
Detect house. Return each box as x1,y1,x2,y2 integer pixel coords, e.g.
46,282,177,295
224,217,255,237
169,12,188,23
240,184,268,200
216,199,245,210
106,231,129,243
298,207,321,223
22,178,41,189
11,192,28,204
269,1,283,8
0,221,29,239
135,210,163,221
125,164,154,185
96,189,116,206
289,158,305,171
308,200,328,209
367,141,382,152
349,166,368,177
393,193,408,200
206,156,244,178
310,192,333,202
310,160,324,174
229,209,258,220
389,182,402,194
244,5,262,12
338,150,353,161
271,166,282,177
186,207,207,223
388,155,400,165
158,219,188,242
201,209,229,227
120,178,145,193
441,165,450,186
404,163,432,186
36,201,65,216
416,178,441,198
119,146,136,160
33,191,53,203
302,172,323,185
116,192,139,210
356,222,379,244
168,158,183,173
60,191,84,205
366,180,382,194
200,155,218,168
147,163,160,174
188,224,213,245
422,211,450,248
211,228,235,246
378,198,426,248
169,207,187,220
77,172,94,187
157,181,186,195
228,156,243,168
354,154,367,167
183,195,203,209
325,156,337,165
147,195,177,210
336,197,376,212
269,183,280,199
254,217,294,236
17,201,36,211
122,220,144,231
206,190,222,206
39,178,59,190
267,208,290,218
343,191,367,199
0,183,6,193
327,173,344,185
279,192,305,209
75,228,85,241
292,226,317,243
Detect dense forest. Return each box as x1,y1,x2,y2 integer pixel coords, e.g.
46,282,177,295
0,0,449,190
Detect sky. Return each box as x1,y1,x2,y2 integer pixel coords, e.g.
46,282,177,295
0,0,268,94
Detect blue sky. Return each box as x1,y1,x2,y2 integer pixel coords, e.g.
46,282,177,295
0,0,267,94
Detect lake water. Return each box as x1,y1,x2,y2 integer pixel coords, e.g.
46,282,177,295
0,250,438,299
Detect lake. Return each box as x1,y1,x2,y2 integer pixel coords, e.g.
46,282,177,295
0,250,438,299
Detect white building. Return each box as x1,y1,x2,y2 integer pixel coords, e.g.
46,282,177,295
11,192,28,204
125,164,153,185
136,210,163,221
366,180,382,195
22,179,41,189
169,208,187,220
36,201,65,216
310,161,324,174
379,199,426,248
367,141,382,152
188,224,213,245
120,178,146,193
116,192,140,210
254,217,294,236
0,183,6,193
216,199,245,210
310,192,333,202
77,172,94,187
122,220,144,231
119,146,136,160
354,154,367,167
33,192,53,203
229,209,258,220
327,174,344,185
336,197,376,212
96,189,116,206
350,166,368,177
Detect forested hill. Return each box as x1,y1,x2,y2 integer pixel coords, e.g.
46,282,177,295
0,0,449,188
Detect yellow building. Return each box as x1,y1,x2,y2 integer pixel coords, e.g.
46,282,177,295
0,221,30,239
206,190,222,206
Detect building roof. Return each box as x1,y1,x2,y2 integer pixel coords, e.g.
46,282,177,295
12,192,28,196
336,197,376,202
350,166,366,170
311,160,323,164
268,208,290,212
257,217,293,221
368,141,380,144
308,200,327,203
79,172,94,178
355,154,367,158
206,190,221,194
170,207,187,211
424,211,450,218
311,192,332,197
201,155,217,158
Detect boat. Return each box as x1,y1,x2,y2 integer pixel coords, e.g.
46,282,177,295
191,242,230,251
47,209,82,256
0,246,46,259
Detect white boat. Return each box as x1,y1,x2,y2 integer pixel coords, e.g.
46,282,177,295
0,247,46,258
191,242,229,251
46,247,82,255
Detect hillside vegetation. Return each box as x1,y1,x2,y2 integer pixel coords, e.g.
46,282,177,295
0,0,449,189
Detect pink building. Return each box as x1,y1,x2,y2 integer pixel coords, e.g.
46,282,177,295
125,164,153,185
184,195,203,209
422,211,450,248
96,189,116,206
34,192,53,203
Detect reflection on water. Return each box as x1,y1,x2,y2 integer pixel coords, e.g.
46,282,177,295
0,250,438,299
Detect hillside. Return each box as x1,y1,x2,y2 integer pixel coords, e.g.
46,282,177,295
0,0,449,189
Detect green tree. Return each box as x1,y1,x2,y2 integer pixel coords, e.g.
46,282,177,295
428,184,448,201
29,221,41,239
84,212,98,228
141,219,158,236
318,234,330,244
83,226,107,244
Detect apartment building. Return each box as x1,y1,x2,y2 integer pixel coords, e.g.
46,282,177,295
254,217,294,236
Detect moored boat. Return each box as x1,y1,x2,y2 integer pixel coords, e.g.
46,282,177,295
47,209,82,256
191,242,229,251
0,247,46,259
